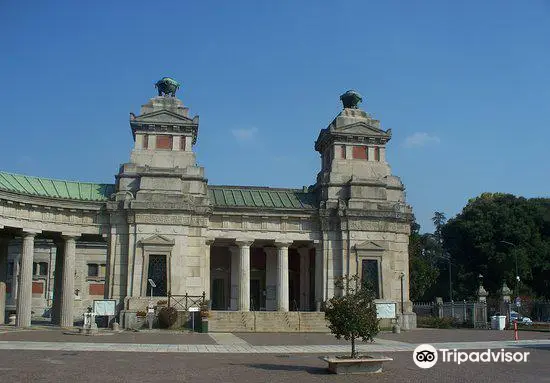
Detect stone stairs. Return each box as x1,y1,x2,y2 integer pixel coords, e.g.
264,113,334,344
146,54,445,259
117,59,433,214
208,311,330,332
208,311,254,332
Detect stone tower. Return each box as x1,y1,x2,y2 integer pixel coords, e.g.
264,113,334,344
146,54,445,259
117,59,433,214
116,78,207,201
314,90,415,328
107,78,210,312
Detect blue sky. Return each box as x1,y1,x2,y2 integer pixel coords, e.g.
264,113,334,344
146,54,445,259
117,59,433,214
1,1,549,232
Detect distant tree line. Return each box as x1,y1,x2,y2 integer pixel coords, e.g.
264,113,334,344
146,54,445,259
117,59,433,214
409,193,550,301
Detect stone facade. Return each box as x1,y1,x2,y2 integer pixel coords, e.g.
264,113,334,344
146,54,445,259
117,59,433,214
0,83,416,330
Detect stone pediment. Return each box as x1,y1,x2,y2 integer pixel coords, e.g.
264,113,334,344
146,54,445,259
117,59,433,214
354,240,385,251
134,110,195,125
331,122,390,138
139,234,175,246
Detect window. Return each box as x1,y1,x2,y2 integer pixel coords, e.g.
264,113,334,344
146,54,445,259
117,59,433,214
88,263,106,279
361,259,380,299
156,135,173,149
352,145,368,160
340,145,346,159
38,262,48,276
147,254,167,296
143,134,149,149
88,263,99,277
180,136,186,151
374,146,380,161
7,261,14,276
32,262,48,276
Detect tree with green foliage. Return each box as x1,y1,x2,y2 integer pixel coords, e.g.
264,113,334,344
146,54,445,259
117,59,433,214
408,219,440,301
432,211,447,243
441,193,550,300
324,275,379,358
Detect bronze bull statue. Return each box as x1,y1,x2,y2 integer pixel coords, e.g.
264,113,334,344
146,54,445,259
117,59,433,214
155,77,180,97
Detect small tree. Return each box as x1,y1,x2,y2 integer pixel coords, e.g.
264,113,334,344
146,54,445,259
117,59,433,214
324,275,380,358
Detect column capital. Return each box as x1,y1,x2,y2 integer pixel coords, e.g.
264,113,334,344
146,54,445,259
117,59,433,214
62,233,80,240
274,240,293,248
22,229,41,237
205,238,215,246
235,239,254,247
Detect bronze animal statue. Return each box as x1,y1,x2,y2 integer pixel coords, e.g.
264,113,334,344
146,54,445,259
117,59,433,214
340,90,362,109
155,77,180,97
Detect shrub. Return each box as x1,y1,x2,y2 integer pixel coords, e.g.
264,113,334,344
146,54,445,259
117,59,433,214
324,275,379,358
417,316,460,328
158,306,178,329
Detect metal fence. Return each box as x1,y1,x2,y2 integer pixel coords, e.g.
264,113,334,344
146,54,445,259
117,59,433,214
168,292,206,311
532,300,550,322
413,300,488,328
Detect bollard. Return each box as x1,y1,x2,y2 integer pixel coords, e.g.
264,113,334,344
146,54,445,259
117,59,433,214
514,320,519,341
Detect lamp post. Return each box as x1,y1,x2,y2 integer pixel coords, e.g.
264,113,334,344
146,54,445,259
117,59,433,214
399,272,405,314
448,255,452,302
442,252,453,302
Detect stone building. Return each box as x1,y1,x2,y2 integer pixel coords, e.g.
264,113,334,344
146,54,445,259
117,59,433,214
0,79,416,330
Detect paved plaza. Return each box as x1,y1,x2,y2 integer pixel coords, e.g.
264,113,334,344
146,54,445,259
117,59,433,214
0,327,549,381
0,348,549,383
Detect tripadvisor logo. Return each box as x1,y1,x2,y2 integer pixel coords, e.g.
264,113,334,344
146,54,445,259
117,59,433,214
413,344,438,369
413,344,530,368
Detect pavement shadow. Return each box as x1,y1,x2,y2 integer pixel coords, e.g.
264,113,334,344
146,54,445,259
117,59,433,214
244,363,329,375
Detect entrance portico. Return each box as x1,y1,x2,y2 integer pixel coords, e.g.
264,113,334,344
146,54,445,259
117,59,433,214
207,238,319,313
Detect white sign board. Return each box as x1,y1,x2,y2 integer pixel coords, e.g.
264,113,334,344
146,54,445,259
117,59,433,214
376,302,396,319
188,307,200,312
93,300,116,316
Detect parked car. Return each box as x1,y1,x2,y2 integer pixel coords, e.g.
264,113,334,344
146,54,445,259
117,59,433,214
510,311,533,325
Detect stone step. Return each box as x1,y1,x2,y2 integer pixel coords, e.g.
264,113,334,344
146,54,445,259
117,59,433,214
208,311,330,332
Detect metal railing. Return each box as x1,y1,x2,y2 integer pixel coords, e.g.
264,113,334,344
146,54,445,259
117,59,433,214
168,291,206,311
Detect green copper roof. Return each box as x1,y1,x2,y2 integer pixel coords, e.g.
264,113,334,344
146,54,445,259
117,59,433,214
0,171,115,202
208,186,316,210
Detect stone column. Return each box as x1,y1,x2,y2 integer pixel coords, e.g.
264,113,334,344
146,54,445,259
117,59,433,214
314,241,325,310
16,231,37,327
298,247,310,311
11,254,20,307
367,146,375,161
204,239,214,302
275,241,292,312
60,235,77,328
236,240,253,312
126,225,135,297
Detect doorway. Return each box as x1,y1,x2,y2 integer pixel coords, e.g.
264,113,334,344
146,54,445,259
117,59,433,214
211,278,226,310
250,279,263,310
